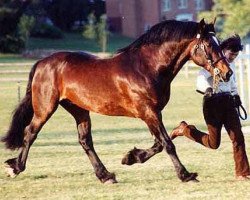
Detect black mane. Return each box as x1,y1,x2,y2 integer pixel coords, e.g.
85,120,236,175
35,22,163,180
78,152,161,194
118,20,199,53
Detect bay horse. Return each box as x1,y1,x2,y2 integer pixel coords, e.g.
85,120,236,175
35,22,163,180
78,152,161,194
1,19,232,183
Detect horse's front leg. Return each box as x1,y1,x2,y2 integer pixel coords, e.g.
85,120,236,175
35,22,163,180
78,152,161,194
121,139,163,165
77,115,117,184
143,112,198,182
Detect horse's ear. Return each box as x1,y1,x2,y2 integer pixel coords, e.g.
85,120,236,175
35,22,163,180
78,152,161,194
212,17,217,25
198,18,206,35
208,18,216,34
199,18,206,24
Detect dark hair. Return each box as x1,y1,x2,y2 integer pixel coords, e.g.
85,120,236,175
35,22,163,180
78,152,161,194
118,20,200,53
220,34,243,52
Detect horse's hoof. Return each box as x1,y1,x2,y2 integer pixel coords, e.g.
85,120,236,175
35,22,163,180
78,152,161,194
190,178,199,182
121,147,143,165
104,178,118,184
121,152,135,165
4,165,18,178
181,172,198,182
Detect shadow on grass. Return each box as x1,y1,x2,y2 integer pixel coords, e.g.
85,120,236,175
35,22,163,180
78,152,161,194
32,175,48,180
36,127,151,147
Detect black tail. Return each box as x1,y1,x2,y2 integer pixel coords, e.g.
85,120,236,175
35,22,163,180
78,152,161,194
1,63,38,150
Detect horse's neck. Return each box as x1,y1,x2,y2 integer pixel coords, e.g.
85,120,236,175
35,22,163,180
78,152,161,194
133,41,191,78
117,40,191,80
159,41,191,80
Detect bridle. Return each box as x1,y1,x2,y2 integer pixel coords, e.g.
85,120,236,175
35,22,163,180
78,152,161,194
193,32,228,93
193,32,227,70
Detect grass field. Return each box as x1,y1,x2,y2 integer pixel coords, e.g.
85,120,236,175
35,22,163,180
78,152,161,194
0,54,35,63
27,33,133,53
1,61,250,200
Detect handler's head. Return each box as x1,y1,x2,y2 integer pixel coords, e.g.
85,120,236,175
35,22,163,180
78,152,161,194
221,34,243,63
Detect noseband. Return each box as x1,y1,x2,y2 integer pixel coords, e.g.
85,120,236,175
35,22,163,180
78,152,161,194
194,33,226,72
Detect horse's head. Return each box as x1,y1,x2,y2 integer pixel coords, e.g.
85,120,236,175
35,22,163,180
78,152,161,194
190,19,232,82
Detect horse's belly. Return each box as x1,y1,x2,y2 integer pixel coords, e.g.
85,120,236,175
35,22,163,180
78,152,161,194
66,92,138,118
93,103,136,117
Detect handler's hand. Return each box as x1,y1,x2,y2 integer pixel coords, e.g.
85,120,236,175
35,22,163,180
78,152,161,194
204,87,213,98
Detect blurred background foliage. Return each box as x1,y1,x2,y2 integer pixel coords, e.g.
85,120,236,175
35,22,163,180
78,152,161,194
198,0,250,39
0,0,106,53
0,0,250,53
83,13,109,52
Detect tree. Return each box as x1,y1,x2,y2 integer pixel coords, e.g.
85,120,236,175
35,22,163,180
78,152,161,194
0,0,31,35
18,14,35,46
0,0,31,53
90,0,106,22
44,0,87,31
44,0,106,31
198,0,250,39
96,15,108,52
83,14,109,52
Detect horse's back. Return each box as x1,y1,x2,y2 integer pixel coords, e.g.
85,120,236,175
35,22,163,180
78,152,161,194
32,51,124,113
33,51,102,83
40,51,98,67
31,51,101,99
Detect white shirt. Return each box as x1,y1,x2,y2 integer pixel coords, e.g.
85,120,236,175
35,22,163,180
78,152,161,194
196,63,238,95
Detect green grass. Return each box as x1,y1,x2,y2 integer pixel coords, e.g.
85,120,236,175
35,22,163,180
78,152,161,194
0,33,133,64
0,63,250,199
0,54,35,63
27,33,133,53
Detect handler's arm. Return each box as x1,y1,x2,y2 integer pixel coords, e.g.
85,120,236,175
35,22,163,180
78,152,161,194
196,69,212,94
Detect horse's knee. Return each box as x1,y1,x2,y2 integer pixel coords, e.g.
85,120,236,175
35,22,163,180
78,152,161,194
165,141,176,154
78,134,93,152
78,137,89,147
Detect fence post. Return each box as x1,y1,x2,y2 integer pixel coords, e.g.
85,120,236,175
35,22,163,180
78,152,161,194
238,58,245,107
246,44,250,117
17,81,21,103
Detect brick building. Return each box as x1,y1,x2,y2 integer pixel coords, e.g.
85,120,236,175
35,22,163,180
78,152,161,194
106,0,213,38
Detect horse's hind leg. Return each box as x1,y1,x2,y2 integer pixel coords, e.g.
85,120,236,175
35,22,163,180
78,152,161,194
60,101,117,183
5,92,59,177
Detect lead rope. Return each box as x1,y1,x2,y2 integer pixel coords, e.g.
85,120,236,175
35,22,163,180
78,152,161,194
212,68,247,120
237,105,248,120
212,67,221,93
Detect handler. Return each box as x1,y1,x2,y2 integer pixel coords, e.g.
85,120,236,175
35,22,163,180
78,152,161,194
170,34,250,180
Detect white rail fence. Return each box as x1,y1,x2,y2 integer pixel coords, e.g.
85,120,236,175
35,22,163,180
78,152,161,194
236,44,250,121
0,46,250,120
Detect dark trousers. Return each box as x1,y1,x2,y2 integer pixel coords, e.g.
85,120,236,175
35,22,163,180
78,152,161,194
183,94,250,176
